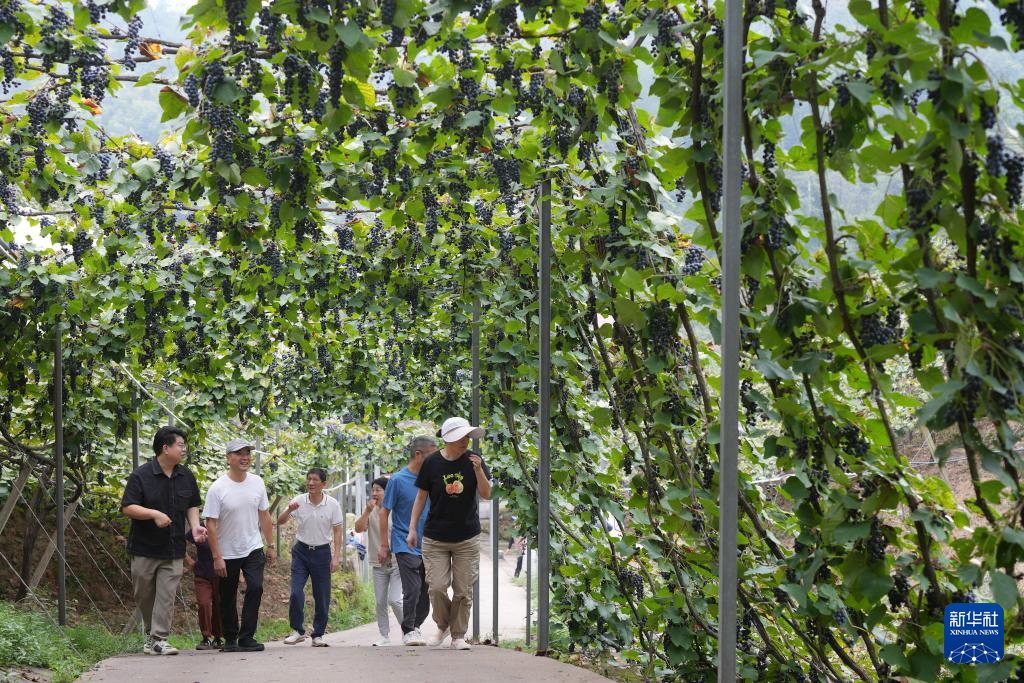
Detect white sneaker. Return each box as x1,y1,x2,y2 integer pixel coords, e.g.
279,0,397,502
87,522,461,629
372,636,391,647
402,629,426,646
451,638,471,650
150,640,178,655
142,637,155,655
311,636,328,647
427,628,450,647
284,630,306,645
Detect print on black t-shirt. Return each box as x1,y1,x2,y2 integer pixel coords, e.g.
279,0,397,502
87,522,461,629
442,470,465,496
415,450,490,543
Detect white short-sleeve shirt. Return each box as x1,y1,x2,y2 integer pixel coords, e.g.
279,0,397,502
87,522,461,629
202,473,270,560
289,493,343,547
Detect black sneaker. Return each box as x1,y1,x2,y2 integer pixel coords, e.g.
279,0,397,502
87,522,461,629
220,640,238,652
237,639,264,652
197,638,215,650
212,638,225,649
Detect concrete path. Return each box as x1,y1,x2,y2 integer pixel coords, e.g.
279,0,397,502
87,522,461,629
78,641,611,683
325,547,529,647
78,550,606,683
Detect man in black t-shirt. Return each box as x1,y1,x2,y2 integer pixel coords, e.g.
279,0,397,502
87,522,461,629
407,417,491,651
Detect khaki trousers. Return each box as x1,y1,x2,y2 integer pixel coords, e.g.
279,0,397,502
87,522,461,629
131,555,183,640
421,535,479,639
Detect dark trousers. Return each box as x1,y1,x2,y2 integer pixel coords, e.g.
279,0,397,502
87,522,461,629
395,552,430,634
289,544,332,638
514,554,523,578
194,576,223,639
219,548,265,644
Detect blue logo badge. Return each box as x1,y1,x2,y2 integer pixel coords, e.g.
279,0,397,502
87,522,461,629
944,603,1004,664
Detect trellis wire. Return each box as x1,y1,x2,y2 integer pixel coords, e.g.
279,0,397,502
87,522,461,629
16,489,115,633
63,513,131,614
0,545,88,661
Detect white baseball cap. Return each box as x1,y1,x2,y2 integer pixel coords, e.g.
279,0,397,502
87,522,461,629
439,417,485,443
225,438,255,454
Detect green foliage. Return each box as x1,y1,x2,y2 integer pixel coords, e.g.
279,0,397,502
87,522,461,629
329,572,376,631
0,601,142,683
1,0,1023,681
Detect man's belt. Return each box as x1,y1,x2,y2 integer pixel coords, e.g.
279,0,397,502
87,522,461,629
296,542,331,551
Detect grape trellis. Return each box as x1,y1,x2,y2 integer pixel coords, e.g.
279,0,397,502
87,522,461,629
1,0,1024,680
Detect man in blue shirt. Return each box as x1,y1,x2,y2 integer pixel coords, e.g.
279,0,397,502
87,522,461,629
378,436,434,646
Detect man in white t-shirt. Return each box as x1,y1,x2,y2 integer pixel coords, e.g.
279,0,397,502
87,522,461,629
355,476,403,646
203,438,275,653
277,468,343,647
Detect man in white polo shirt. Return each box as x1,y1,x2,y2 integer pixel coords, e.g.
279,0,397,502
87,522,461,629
203,438,275,653
277,467,343,647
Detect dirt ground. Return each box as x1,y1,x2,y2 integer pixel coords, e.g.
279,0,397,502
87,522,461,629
901,424,1021,528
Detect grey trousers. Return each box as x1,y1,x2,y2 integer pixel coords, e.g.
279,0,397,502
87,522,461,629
131,555,183,641
372,564,403,636
395,552,430,634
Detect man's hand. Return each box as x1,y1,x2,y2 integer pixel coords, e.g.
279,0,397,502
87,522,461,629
287,501,300,513
406,529,418,549
192,526,208,543
377,544,390,566
151,511,172,528
214,558,227,577
330,556,340,572
364,498,377,512
469,454,483,471
266,547,276,565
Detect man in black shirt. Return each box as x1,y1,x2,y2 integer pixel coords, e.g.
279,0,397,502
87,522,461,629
407,417,491,651
121,425,204,656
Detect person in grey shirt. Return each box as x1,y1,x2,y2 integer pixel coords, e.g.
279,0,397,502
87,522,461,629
355,476,403,646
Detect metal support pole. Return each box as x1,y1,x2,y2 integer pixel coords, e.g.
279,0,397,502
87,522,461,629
471,297,481,641
54,317,66,626
131,388,139,471
491,494,498,643
357,469,367,583
340,468,348,570
537,179,552,653
167,388,176,426
719,0,742,680
525,538,532,647
275,513,281,557
355,470,362,524
275,425,281,557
